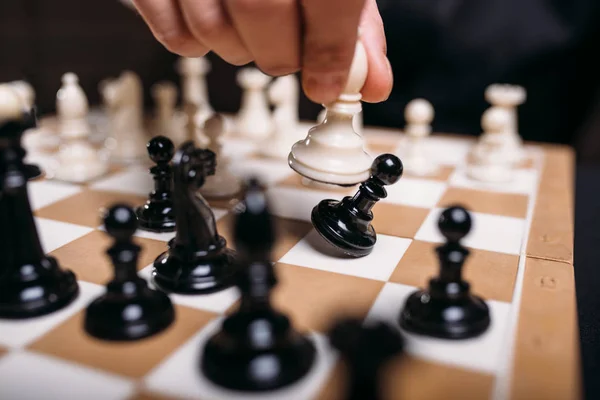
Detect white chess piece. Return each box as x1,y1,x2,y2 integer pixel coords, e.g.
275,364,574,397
52,73,108,183
289,39,372,186
0,84,27,124
199,114,241,198
103,71,148,164
177,57,213,146
258,75,303,159
151,81,187,146
235,67,273,139
467,106,514,182
484,84,526,163
8,80,35,108
317,107,362,134
399,98,437,176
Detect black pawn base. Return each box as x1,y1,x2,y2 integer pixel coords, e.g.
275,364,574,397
84,280,175,341
25,163,42,180
152,236,236,294
135,202,175,233
0,256,79,319
399,280,490,340
201,316,317,391
311,199,375,257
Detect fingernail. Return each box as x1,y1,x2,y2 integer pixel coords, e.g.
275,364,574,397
304,74,345,104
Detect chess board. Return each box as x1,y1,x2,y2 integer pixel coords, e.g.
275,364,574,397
0,120,578,400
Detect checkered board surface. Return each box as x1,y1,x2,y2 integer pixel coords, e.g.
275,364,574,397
0,122,578,400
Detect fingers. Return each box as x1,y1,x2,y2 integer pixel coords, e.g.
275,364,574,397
359,0,393,103
300,0,366,104
178,0,252,65
225,0,301,76
132,0,208,57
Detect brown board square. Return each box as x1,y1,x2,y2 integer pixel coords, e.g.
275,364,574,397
28,305,216,379
390,240,519,303
372,203,430,239
35,189,147,227
50,230,168,284
438,187,529,219
269,263,384,333
317,355,494,400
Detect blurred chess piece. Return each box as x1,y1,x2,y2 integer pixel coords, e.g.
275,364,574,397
7,80,35,108
235,67,273,139
484,84,526,163
398,98,437,176
467,106,514,182
0,83,27,124
177,57,212,146
199,114,241,198
258,75,304,159
103,71,148,164
289,39,372,186
152,81,187,146
52,73,108,183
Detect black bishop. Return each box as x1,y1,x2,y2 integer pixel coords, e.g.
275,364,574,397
0,108,78,318
201,178,316,391
399,205,491,339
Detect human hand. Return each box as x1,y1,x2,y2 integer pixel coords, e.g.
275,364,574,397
131,0,392,104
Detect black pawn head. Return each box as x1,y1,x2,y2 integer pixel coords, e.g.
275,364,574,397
370,154,403,185
104,204,138,242
147,136,174,164
438,205,472,243
234,178,275,259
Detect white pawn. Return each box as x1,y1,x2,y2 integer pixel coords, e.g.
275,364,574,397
289,39,372,186
467,106,514,182
399,98,437,176
177,57,213,145
151,81,187,146
235,67,273,139
199,114,241,198
258,75,302,159
52,73,108,183
8,80,35,108
484,84,526,163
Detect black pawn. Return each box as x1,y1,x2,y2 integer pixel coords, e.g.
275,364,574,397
201,178,316,391
136,136,176,232
0,111,78,318
329,318,404,400
399,206,491,339
84,204,175,340
311,153,403,257
153,141,236,294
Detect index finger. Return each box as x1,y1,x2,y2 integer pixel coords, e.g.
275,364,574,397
300,0,366,105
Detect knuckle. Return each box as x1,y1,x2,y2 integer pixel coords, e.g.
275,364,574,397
157,31,196,54
303,40,355,74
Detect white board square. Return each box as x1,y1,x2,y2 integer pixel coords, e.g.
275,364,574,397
414,208,526,255
28,180,82,210
35,217,94,253
365,282,511,374
279,230,412,281
90,166,153,196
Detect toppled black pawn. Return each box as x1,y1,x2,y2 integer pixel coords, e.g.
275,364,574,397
311,153,403,257
153,141,237,294
329,318,404,400
0,111,78,318
399,206,491,339
136,136,176,232
85,204,175,341
201,178,316,391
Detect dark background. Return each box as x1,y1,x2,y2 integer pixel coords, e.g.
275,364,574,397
2,0,600,398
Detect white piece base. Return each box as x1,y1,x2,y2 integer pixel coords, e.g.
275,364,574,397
288,149,370,186
105,134,147,164
467,163,513,183
52,145,109,183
